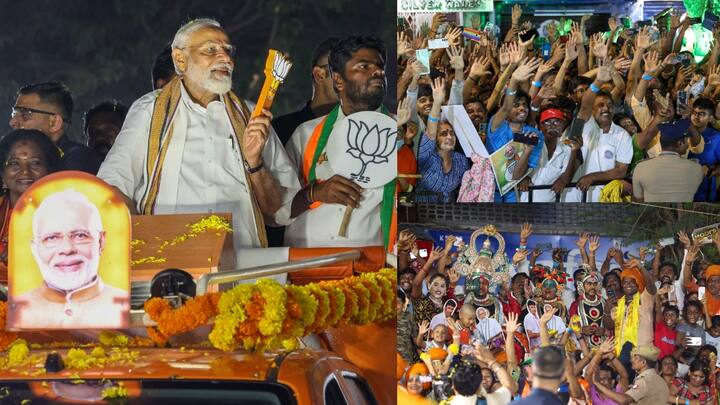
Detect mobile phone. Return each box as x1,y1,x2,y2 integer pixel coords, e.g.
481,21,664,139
513,131,539,146
699,286,706,301
687,336,702,346
478,122,488,134
453,237,463,247
536,243,553,253
428,38,450,49
415,49,431,76
419,249,428,258
659,237,675,247
677,90,688,109
541,42,552,61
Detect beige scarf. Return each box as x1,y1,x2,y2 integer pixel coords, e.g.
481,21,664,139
138,76,267,247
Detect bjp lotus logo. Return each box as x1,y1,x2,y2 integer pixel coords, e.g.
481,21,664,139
345,119,396,184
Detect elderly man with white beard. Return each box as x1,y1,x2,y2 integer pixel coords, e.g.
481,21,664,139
8,189,129,329
97,19,300,261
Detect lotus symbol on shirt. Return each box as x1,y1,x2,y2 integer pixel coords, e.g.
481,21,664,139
345,119,396,184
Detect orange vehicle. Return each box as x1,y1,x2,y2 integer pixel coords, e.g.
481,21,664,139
0,246,396,404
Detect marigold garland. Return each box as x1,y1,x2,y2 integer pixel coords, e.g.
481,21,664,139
140,269,395,352
144,293,220,345
0,302,18,351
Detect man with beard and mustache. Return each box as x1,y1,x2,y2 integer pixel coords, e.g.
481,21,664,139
285,36,393,248
486,57,544,202
519,107,579,202
83,100,128,160
565,62,633,202
463,98,488,143
98,19,299,261
632,120,702,202
8,189,129,329
568,271,605,347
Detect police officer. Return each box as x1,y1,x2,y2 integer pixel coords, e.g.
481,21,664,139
633,120,703,202
591,345,668,405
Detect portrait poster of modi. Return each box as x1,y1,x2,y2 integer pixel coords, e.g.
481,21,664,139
7,171,130,330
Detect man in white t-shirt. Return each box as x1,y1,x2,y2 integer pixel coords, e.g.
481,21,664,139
564,63,632,202
520,107,579,202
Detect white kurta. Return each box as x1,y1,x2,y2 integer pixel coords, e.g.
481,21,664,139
98,83,300,259
283,107,387,247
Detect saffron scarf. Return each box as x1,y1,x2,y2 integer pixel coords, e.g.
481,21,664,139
614,293,641,355
301,104,397,250
139,76,267,247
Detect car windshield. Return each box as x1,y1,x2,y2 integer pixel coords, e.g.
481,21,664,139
0,380,297,404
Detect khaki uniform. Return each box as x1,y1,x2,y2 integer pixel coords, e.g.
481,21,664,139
632,152,703,202
626,368,669,405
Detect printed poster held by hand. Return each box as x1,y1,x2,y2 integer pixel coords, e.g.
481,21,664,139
7,171,130,330
325,111,397,236
490,140,533,196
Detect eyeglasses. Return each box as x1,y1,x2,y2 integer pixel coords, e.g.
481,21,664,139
180,42,236,58
11,106,58,122
37,230,96,248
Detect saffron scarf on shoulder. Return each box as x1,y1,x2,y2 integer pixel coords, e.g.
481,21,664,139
138,76,268,247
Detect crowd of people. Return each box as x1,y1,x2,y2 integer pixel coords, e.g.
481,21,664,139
397,7,720,203
0,17,392,285
397,223,720,404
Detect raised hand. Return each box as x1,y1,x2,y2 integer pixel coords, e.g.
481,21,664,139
431,13,447,32
599,337,615,354
445,235,457,250
608,16,618,32
511,4,522,25
430,76,446,103
428,246,446,262
613,57,631,73
635,27,653,51
447,267,460,285
588,235,601,253
519,33,536,50
677,230,692,249
397,97,412,127
398,229,416,251
397,31,414,57
709,65,720,87
565,36,579,62
592,34,610,59
540,306,557,325
473,341,497,364
686,244,700,263
596,59,612,83
642,50,661,74
507,42,524,65
445,26,463,47
576,232,590,248
531,247,542,259
520,222,533,240
537,83,556,100
419,320,431,337
499,43,510,66
446,46,464,70
512,248,529,265
511,57,542,82
505,312,521,334
469,56,492,80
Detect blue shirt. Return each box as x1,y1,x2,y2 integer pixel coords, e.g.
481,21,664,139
510,388,564,405
417,132,469,202
689,126,720,201
487,115,544,202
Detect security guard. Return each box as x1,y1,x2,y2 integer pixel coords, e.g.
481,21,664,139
591,345,668,405
633,120,703,202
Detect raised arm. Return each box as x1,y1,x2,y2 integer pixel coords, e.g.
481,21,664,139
539,306,556,347
426,77,447,141
474,343,519,395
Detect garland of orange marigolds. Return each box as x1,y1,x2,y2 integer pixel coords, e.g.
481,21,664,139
0,269,395,353
144,268,396,351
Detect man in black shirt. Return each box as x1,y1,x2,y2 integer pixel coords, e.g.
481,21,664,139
9,82,103,174
272,37,339,145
